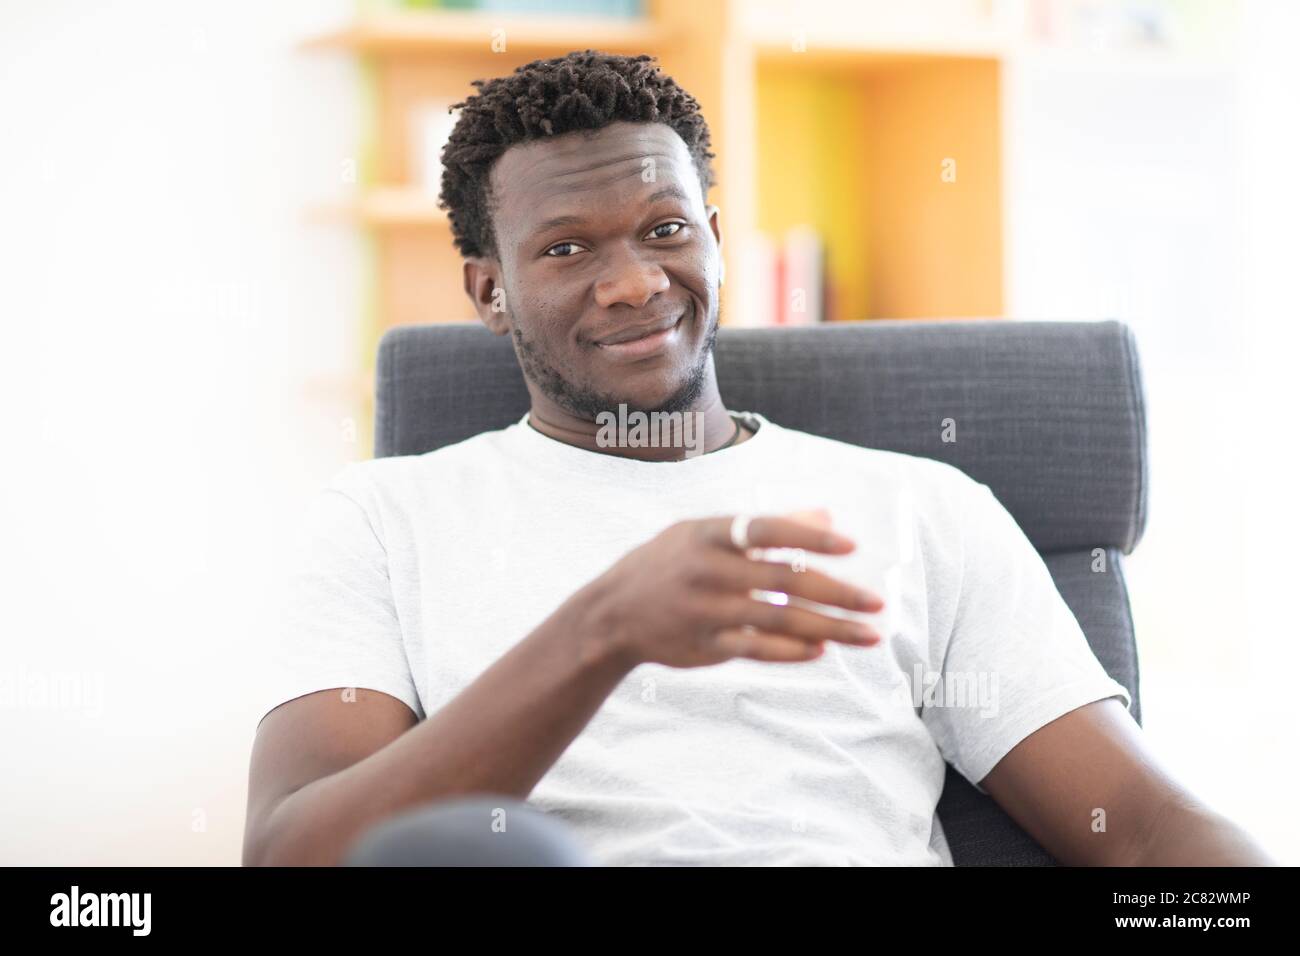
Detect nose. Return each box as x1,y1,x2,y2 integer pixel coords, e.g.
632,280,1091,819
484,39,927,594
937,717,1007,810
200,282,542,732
593,243,671,309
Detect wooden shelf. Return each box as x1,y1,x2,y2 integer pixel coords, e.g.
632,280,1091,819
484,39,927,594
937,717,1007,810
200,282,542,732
749,31,1010,67
302,10,671,57
309,187,448,228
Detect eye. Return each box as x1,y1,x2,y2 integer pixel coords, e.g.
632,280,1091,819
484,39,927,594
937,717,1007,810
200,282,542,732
544,241,585,258
647,221,685,240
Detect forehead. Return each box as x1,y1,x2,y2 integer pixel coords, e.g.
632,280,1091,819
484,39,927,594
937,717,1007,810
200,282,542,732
489,122,700,237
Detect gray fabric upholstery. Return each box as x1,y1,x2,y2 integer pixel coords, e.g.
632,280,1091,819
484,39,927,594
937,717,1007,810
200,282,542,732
938,546,1142,865
373,318,1148,866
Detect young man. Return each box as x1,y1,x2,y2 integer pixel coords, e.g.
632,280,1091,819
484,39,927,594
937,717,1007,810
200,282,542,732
243,51,1273,867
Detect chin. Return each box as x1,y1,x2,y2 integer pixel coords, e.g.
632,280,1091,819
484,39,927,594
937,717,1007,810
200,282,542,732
583,302,713,412
629,368,707,415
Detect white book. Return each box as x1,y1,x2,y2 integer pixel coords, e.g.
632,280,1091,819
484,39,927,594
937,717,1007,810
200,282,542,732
782,225,824,325
735,232,778,327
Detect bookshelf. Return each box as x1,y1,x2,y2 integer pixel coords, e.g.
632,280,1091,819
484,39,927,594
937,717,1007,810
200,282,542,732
302,0,1227,448
303,0,1009,356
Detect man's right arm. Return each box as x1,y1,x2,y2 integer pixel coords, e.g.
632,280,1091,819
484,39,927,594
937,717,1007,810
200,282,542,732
243,512,885,866
242,583,632,867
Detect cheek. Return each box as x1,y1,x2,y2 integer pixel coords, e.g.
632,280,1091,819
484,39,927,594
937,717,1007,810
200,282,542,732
519,279,583,344
678,241,718,290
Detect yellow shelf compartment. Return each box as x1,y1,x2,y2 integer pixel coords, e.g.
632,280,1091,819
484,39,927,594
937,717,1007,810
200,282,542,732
755,52,1004,321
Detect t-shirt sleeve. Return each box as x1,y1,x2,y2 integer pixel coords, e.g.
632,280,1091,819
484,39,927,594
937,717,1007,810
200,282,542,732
921,478,1132,795
254,467,423,729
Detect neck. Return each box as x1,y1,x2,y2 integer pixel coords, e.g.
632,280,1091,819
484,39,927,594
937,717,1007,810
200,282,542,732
525,389,748,462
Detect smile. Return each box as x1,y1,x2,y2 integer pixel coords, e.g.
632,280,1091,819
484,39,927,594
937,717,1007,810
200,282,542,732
595,304,689,361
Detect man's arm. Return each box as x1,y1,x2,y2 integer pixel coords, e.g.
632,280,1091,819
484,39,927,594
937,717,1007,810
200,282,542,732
243,589,632,867
244,512,881,866
978,698,1277,865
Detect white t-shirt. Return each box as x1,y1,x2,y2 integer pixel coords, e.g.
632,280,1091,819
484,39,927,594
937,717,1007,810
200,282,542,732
257,410,1131,866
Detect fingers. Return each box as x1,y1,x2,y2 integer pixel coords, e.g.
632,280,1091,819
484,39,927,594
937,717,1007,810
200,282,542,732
708,551,886,613
713,595,884,647
781,508,833,532
686,512,886,665
704,514,855,556
712,628,826,662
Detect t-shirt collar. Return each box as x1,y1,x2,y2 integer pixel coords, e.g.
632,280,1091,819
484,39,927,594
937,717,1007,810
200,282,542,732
497,408,774,485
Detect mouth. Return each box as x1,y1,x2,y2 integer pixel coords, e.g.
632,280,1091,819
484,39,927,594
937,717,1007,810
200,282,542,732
594,303,689,360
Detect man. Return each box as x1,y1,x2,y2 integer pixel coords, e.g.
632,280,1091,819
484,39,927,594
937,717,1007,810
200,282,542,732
243,51,1273,867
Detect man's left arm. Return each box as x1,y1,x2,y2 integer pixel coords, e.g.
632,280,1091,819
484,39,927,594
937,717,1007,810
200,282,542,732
978,697,1278,866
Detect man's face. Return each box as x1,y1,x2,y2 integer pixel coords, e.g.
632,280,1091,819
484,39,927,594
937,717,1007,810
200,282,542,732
476,121,722,418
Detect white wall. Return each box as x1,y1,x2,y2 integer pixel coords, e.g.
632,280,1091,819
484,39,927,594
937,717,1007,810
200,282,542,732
0,0,363,864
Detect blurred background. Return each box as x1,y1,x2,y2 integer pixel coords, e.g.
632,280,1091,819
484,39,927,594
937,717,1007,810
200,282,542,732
1,0,1296,864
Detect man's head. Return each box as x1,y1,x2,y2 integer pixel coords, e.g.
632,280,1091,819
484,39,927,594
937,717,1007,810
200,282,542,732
439,51,725,422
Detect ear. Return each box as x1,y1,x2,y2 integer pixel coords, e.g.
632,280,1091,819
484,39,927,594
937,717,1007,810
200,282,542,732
705,204,724,286
463,257,510,335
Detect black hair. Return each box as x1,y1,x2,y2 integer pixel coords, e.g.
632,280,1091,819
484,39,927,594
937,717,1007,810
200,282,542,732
438,50,716,259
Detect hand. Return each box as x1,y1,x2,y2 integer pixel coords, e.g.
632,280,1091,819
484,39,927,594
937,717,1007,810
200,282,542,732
576,510,887,669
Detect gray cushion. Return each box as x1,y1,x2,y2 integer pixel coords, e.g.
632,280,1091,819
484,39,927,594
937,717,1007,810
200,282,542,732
374,318,1148,866
938,546,1142,866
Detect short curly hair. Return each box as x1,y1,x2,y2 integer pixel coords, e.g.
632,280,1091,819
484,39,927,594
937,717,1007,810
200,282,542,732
437,50,717,260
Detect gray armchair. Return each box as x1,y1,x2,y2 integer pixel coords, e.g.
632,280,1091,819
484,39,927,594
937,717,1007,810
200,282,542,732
373,318,1148,866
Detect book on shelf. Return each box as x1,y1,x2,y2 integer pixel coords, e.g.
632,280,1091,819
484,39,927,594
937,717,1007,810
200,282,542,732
779,225,825,326
735,226,829,327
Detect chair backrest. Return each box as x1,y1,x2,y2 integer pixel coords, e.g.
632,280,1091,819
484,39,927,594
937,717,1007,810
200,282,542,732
374,318,1149,866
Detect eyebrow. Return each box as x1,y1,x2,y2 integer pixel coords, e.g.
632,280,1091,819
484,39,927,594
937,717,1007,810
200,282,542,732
530,185,691,235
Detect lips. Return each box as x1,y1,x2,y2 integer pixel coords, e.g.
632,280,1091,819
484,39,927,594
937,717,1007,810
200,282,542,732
595,312,683,347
